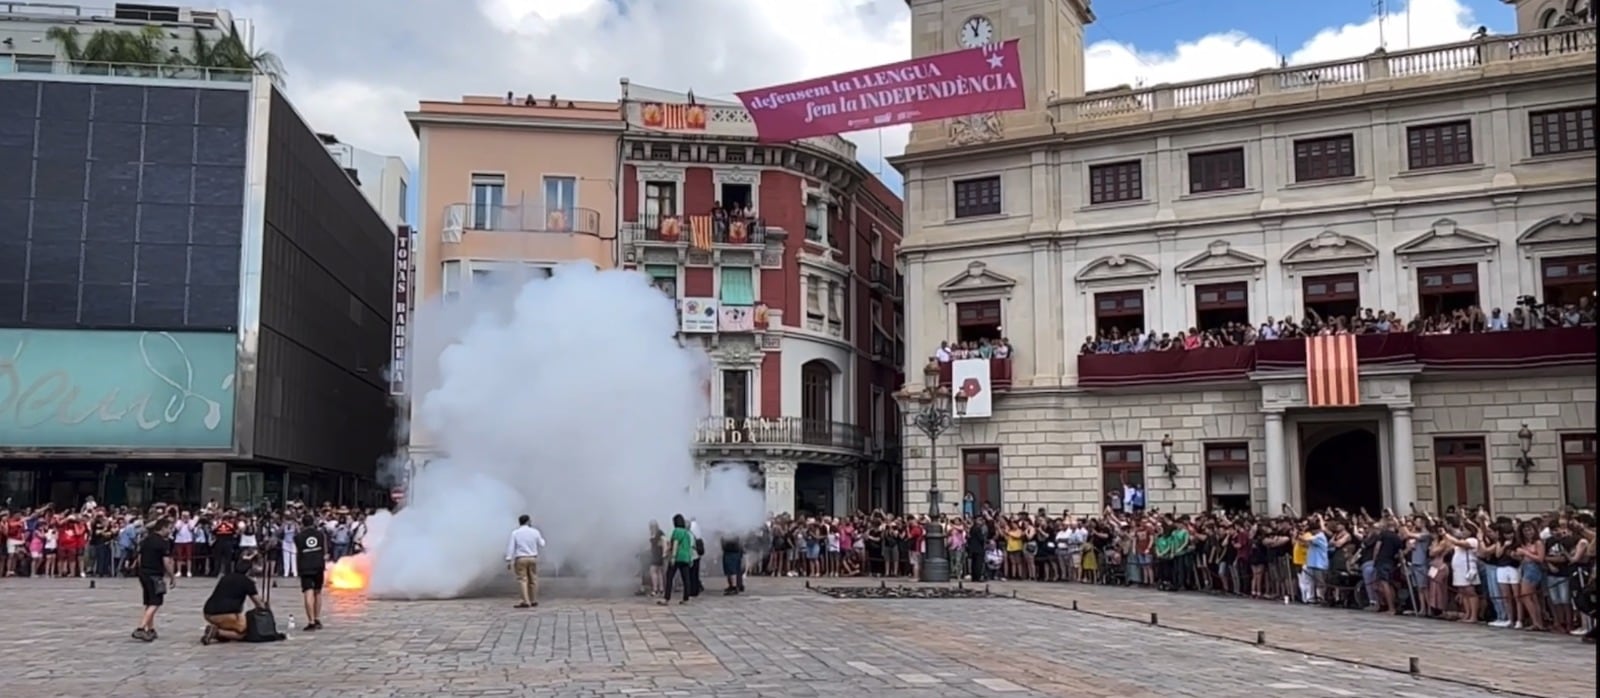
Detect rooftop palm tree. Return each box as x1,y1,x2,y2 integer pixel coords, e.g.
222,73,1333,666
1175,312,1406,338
46,26,167,75
187,25,286,86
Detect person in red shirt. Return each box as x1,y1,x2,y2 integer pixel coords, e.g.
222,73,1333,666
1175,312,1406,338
906,520,926,580
4,514,25,577
58,516,86,578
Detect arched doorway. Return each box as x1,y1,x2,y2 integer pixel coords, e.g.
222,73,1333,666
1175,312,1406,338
1302,427,1383,514
801,360,834,445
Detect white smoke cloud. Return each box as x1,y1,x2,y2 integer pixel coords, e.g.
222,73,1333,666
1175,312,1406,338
359,263,765,599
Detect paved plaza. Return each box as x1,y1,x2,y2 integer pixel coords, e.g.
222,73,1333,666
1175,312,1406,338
3,576,1592,698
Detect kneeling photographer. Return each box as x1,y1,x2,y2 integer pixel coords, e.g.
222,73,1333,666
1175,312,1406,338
200,560,275,644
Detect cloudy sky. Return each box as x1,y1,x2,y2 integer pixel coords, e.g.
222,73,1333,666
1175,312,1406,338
218,0,1517,195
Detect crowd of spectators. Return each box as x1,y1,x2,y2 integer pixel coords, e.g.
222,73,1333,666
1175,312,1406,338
934,338,1013,362
4,499,370,580
745,504,1597,642
1080,297,1596,355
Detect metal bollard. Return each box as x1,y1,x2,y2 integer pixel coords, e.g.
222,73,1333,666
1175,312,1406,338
1407,657,1419,675
1071,600,1078,611
88,579,96,589
1255,631,1265,645
1150,613,1159,625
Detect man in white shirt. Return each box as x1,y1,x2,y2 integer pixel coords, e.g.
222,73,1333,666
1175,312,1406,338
934,343,952,363
505,515,546,609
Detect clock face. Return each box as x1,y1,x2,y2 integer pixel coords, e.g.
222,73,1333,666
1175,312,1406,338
959,15,993,48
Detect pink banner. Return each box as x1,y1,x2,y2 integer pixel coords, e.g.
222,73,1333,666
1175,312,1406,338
737,40,1024,142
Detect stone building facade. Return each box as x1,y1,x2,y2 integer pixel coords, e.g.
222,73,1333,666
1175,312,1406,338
892,0,1597,516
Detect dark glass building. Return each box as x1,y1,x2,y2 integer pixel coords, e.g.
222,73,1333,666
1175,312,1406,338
0,74,396,510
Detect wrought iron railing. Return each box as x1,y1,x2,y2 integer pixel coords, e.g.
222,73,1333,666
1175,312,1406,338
695,416,865,451
626,213,766,245
442,203,602,238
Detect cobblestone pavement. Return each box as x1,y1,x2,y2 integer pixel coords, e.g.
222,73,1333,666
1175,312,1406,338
1,576,1587,697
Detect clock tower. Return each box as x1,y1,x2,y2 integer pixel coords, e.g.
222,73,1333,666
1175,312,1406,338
904,0,1095,152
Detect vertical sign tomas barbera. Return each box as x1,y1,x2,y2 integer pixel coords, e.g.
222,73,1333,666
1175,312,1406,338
736,39,1024,142
390,227,411,397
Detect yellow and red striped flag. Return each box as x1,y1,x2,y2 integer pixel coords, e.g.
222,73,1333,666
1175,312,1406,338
1306,334,1359,407
688,215,713,250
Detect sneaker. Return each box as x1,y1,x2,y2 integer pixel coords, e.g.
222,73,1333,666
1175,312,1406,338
131,628,149,642
1489,620,1511,628
201,625,217,645
1512,622,1524,629
1570,628,1588,636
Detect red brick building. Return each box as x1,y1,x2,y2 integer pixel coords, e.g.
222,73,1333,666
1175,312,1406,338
618,81,905,516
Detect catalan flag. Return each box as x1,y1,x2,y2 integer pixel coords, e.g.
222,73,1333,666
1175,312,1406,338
641,102,704,131
688,214,713,250
1306,334,1359,407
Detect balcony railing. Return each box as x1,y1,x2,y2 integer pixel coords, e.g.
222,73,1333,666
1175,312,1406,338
625,213,767,246
0,58,255,83
870,329,903,366
936,357,1014,392
1077,328,1597,388
868,261,902,297
441,203,602,240
1052,24,1596,130
695,416,866,452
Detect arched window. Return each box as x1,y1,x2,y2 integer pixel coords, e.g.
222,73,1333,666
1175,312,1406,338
801,361,833,443
1542,8,1561,27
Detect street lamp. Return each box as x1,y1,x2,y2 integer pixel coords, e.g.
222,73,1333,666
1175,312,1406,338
1514,423,1536,484
1160,434,1177,487
895,358,968,584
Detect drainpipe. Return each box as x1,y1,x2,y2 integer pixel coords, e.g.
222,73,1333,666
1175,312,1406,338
614,78,631,269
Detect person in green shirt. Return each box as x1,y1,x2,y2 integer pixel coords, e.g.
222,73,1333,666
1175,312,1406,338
660,514,695,605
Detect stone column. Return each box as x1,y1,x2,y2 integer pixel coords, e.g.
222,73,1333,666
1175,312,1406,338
1264,412,1289,515
762,461,795,517
831,467,853,516
1390,407,1417,512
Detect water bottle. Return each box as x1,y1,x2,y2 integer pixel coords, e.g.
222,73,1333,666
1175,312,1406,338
288,614,296,633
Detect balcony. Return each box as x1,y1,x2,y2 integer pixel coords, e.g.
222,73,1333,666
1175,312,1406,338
441,203,602,242
936,357,1014,392
694,416,868,465
624,213,767,246
868,262,903,297
1049,24,1596,134
1077,328,1597,389
0,59,255,83
870,329,903,366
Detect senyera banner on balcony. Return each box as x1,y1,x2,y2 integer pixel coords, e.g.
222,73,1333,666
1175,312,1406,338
736,40,1024,142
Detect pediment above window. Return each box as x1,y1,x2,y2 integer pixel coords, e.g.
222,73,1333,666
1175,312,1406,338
1395,218,1498,266
1175,240,1265,281
636,165,686,183
938,260,1016,301
1280,230,1378,274
1516,212,1595,256
1073,253,1160,290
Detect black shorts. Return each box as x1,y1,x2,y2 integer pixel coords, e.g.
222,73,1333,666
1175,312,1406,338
138,574,165,607
300,572,325,592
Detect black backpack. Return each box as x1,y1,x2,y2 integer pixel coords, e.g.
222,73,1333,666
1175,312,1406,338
1575,574,1599,617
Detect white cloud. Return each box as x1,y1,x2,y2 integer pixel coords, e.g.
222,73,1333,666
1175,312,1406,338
217,0,1493,186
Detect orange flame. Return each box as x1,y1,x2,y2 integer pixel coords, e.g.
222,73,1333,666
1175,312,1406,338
328,558,368,590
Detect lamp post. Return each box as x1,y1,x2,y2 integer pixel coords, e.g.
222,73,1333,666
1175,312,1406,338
896,358,968,584
1514,423,1536,484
